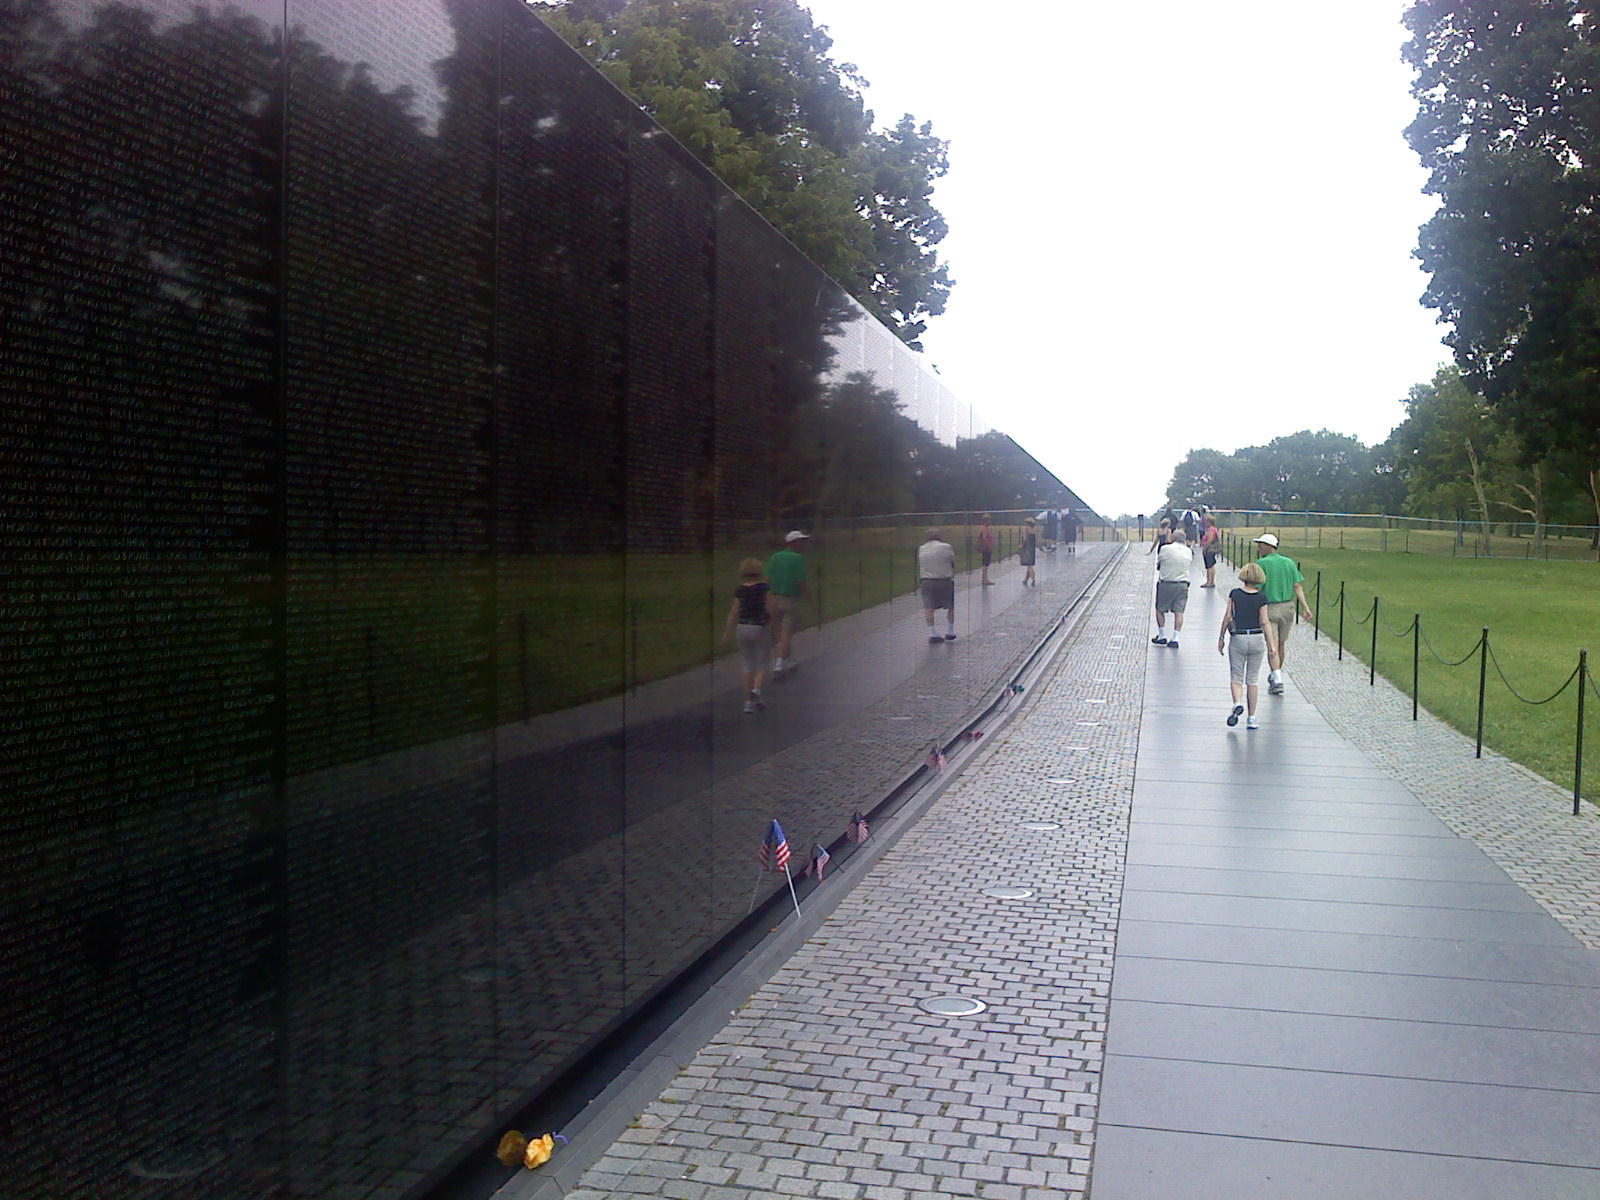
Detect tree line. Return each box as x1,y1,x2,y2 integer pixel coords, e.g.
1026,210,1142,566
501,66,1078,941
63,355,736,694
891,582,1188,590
1167,369,1596,536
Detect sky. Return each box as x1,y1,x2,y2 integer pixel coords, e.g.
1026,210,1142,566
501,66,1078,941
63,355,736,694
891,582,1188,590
798,0,1451,518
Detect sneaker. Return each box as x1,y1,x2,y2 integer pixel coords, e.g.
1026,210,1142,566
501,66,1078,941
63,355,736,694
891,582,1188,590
1227,704,1243,727
1268,682,1284,695
929,634,942,644
1151,635,1168,645
944,632,957,641
1246,716,1259,729
751,691,765,711
743,699,757,713
1167,639,1179,649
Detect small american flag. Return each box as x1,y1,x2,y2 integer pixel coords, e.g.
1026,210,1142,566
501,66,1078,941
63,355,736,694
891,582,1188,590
803,843,830,880
925,745,947,773
845,811,870,844
758,819,790,872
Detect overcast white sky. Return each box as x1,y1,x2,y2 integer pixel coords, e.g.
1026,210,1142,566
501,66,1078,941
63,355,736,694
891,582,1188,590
800,0,1450,518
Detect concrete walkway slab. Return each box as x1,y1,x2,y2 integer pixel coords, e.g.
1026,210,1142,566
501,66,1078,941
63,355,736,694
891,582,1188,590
1091,559,1600,1198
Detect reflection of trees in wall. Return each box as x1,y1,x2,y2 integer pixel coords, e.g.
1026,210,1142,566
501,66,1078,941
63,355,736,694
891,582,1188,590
532,0,953,348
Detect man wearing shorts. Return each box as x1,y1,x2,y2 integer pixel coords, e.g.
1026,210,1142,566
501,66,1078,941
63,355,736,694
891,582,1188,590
977,514,997,585
1253,532,1313,694
765,530,809,679
918,528,957,643
1152,530,1192,647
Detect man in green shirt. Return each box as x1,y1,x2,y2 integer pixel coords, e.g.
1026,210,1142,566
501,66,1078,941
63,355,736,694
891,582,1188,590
765,530,809,679
1253,533,1314,695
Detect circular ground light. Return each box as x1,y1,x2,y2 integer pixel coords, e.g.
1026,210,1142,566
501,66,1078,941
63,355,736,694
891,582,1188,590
1020,821,1061,831
982,886,1035,899
920,995,988,1016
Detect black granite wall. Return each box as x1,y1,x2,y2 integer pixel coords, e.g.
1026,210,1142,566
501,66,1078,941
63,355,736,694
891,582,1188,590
0,3,1044,1197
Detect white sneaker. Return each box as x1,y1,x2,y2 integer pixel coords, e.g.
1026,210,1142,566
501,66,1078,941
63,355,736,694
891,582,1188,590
743,699,757,713
1246,716,1259,730
1227,704,1243,727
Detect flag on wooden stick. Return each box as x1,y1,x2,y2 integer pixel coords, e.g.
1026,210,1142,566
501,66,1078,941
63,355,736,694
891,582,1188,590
925,744,946,773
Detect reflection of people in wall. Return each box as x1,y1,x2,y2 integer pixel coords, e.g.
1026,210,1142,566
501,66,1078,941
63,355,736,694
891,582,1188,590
918,528,958,642
722,558,771,712
1063,508,1080,555
978,513,997,585
765,530,808,680
1019,517,1037,586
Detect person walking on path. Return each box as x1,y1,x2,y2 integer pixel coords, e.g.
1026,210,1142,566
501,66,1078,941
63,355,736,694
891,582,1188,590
1044,507,1060,552
1151,530,1192,647
765,530,809,680
1019,517,1038,586
1217,560,1278,729
1146,517,1173,555
722,558,772,713
918,528,958,642
1063,508,1080,555
977,514,997,585
1199,513,1221,588
1253,532,1313,694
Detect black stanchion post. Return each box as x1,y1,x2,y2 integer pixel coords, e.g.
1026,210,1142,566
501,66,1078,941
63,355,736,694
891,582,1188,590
1412,614,1420,721
1370,596,1378,686
1314,570,1322,640
366,628,376,755
630,601,640,694
519,612,529,723
1476,628,1489,758
1337,582,1345,661
1576,649,1587,816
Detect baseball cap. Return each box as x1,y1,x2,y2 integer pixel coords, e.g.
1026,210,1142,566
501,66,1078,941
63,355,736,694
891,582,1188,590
1253,533,1279,547
785,530,810,543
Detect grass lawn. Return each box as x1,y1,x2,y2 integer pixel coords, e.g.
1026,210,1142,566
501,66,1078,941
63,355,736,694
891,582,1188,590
1269,548,1600,806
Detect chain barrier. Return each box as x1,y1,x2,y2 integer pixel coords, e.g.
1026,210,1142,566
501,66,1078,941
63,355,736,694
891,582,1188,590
1297,571,1592,813
1420,626,1486,668
1486,643,1581,706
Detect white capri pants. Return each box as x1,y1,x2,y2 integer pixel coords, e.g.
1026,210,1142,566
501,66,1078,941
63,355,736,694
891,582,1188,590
737,623,772,673
1227,631,1267,686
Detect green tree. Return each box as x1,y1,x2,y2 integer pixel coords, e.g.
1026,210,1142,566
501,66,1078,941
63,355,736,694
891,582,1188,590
1403,0,1600,487
1389,367,1501,548
531,0,952,346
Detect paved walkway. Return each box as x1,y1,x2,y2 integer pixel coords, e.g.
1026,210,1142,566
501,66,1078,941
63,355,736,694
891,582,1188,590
498,550,1600,1199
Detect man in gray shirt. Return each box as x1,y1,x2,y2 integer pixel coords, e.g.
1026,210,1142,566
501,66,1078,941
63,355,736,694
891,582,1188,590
1152,530,1193,648
918,528,958,643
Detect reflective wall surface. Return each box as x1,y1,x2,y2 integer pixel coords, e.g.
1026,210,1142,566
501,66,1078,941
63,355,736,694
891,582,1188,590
0,2,1078,1197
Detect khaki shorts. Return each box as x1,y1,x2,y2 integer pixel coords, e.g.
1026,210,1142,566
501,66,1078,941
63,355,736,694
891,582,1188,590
1154,580,1189,614
769,593,801,625
1267,600,1296,650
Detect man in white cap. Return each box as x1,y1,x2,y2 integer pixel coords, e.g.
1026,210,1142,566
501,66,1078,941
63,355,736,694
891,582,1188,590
765,530,810,679
1253,533,1313,694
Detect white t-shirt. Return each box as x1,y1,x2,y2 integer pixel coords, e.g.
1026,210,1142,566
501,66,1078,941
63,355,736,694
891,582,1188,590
1156,542,1193,583
918,539,956,580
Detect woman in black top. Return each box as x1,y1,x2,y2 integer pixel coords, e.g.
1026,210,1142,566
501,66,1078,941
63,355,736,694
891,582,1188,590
722,557,772,712
1216,560,1278,729
1019,518,1038,586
